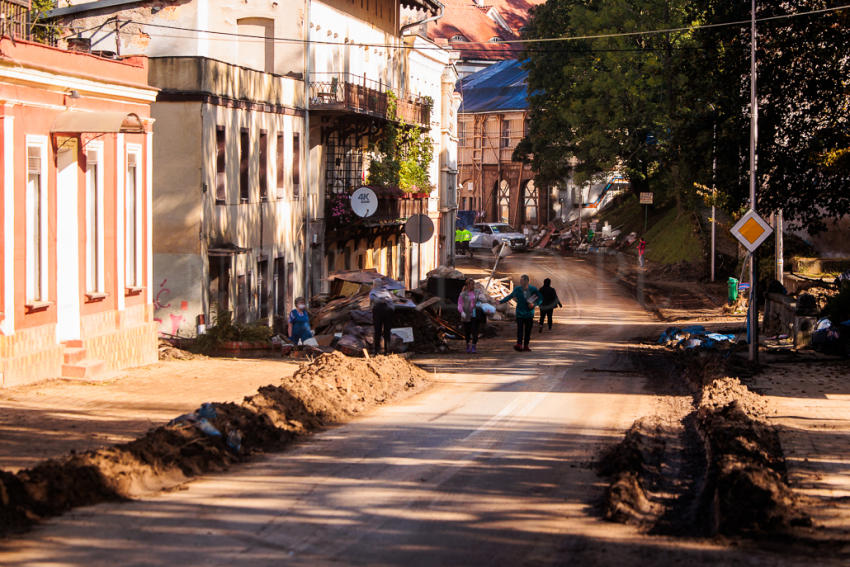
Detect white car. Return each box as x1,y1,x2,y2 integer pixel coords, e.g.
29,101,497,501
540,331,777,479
469,223,528,252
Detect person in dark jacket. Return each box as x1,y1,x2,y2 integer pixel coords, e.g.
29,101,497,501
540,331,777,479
499,274,541,351
538,278,563,332
369,280,395,355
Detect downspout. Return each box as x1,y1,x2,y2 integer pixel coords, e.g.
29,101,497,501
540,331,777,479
399,1,443,35
303,0,312,300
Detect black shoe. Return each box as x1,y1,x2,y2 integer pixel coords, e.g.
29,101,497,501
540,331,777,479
538,326,543,334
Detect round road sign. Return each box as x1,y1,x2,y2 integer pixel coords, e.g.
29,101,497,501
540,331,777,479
404,214,434,243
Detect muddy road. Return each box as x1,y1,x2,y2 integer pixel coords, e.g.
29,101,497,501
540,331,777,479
0,254,832,566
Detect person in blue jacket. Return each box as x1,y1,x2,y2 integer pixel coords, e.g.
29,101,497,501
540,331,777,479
499,274,541,351
287,297,313,345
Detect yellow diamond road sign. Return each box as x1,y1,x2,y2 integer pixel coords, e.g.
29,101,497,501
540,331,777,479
730,209,773,252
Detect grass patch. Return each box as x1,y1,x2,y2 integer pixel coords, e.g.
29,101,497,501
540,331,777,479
643,208,702,265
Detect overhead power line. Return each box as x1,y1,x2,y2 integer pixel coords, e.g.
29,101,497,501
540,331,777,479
38,2,849,52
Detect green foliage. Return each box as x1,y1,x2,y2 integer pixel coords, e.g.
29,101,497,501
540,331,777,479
194,308,272,353
367,92,434,193
823,281,850,324
521,0,850,233
643,207,703,265
29,0,60,44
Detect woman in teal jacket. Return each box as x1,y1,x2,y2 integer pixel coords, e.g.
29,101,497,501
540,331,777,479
499,274,541,351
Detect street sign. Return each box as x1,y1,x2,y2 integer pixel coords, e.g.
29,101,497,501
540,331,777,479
350,187,378,217
730,209,773,252
404,214,434,243
639,192,654,205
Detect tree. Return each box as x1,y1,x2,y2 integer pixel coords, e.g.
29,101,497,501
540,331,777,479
520,0,850,232
517,0,715,212
697,0,850,233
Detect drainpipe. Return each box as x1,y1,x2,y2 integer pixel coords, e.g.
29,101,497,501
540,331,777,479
303,0,312,300
399,1,443,35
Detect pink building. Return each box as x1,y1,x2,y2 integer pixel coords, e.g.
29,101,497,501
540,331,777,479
0,39,159,387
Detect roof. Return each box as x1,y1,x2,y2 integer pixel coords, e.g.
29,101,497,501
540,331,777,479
427,0,544,61
47,0,143,18
50,0,442,18
457,58,528,113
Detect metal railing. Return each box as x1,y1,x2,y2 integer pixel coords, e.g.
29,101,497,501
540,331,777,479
309,72,430,126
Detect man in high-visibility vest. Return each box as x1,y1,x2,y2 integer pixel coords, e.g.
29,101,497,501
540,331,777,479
455,226,472,256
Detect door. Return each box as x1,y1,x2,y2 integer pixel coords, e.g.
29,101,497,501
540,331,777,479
55,142,81,342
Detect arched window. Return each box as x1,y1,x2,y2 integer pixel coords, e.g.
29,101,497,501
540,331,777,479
498,180,510,223
524,180,538,224
489,36,502,43
450,34,467,42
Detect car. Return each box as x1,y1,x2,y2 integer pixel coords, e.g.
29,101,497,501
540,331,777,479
469,223,528,252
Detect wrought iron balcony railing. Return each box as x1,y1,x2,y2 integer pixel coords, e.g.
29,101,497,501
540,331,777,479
309,72,430,127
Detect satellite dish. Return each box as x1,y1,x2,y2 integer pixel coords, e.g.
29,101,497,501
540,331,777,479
350,187,378,218
404,214,434,243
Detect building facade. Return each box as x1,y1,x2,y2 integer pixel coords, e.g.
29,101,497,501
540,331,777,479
457,59,560,229
51,0,455,335
0,39,158,386
50,0,312,334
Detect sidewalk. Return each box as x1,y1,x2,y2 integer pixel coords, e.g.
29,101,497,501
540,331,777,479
0,357,299,472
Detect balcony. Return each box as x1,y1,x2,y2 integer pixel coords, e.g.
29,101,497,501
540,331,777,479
325,187,428,235
310,73,430,127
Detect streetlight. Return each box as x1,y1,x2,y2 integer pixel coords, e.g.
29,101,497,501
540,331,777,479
748,0,759,363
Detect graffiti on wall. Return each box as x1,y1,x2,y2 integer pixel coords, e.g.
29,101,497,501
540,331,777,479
153,278,188,336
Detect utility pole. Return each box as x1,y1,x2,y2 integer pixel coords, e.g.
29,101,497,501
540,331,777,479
711,119,717,282
775,210,784,285
748,0,759,363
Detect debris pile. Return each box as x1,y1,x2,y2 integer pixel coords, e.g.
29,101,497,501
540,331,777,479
0,352,428,537
658,325,737,351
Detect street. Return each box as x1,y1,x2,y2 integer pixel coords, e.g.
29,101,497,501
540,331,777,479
0,254,837,566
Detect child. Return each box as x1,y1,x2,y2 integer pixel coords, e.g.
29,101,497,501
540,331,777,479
537,278,563,332
458,278,481,353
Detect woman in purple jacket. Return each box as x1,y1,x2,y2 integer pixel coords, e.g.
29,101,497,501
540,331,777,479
458,279,481,353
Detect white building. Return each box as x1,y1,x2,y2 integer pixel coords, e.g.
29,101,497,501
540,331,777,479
50,0,458,335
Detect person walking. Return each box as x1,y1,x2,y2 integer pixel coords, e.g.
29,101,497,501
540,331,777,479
537,278,563,332
458,278,482,353
499,274,541,352
369,280,396,355
287,297,313,345
637,237,647,268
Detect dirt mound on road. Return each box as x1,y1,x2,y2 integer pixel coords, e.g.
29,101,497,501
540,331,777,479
698,379,812,536
0,354,428,538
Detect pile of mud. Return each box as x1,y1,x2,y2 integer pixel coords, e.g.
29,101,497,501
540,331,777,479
0,353,428,537
597,417,666,525
599,348,810,538
698,378,811,535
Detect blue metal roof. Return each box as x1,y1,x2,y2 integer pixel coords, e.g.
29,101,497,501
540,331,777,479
457,59,529,113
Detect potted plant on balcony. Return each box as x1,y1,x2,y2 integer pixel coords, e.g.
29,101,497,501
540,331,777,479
367,91,434,199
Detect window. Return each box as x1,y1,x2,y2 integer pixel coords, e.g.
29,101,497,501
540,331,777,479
450,34,466,42
524,180,538,224
257,259,268,318
237,17,274,73
276,132,285,199
259,130,268,201
501,120,511,148
458,121,466,147
498,179,510,223
126,148,143,287
240,128,249,203
489,36,502,43
85,145,104,293
26,141,47,302
215,126,226,203
292,132,301,199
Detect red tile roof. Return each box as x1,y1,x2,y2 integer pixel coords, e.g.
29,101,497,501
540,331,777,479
428,0,545,61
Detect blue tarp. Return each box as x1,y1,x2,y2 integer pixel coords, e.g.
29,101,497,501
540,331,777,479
457,59,530,113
